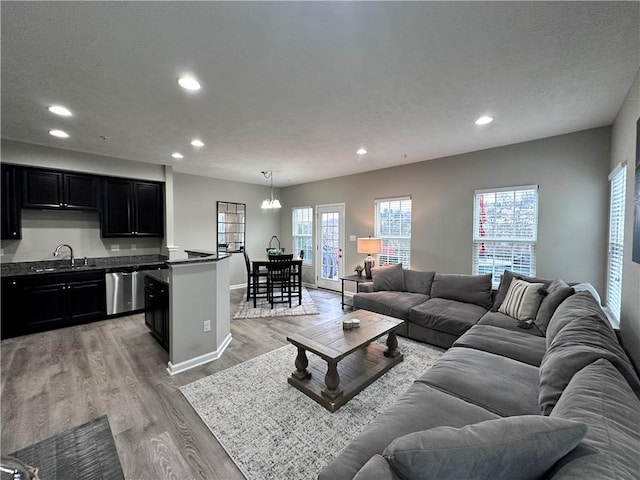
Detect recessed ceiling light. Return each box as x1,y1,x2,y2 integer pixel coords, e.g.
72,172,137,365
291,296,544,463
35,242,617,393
49,129,69,138
178,76,201,91
190,139,204,147
171,152,184,159
475,116,493,125
356,148,368,155
48,105,72,116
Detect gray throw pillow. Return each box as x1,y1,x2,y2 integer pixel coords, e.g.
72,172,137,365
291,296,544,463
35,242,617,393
535,279,574,334
430,273,493,309
498,278,547,321
492,270,551,312
382,416,587,480
372,263,405,292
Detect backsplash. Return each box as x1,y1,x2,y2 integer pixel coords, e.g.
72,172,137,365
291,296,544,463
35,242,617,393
0,209,163,263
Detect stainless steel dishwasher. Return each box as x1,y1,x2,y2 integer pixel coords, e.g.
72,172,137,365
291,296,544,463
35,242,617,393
106,267,164,315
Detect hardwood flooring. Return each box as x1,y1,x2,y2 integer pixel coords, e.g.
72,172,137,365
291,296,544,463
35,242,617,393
1,287,346,479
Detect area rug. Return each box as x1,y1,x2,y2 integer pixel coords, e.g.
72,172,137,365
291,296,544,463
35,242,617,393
233,286,319,319
180,337,444,480
9,415,124,480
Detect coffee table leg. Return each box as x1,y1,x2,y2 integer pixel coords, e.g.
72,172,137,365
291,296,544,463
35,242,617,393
321,360,343,400
384,331,401,358
292,347,311,381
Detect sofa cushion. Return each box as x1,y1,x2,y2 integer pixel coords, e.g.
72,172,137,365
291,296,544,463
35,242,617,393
477,311,544,336
372,263,405,292
430,273,493,309
409,298,487,337
453,325,547,366
539,292,640,415
492,270,552,312
548,359,640,480
353,291,429,320
415,348,540,416
403,269,435,294
535,279,574,334
498,278,547,321
317,382,500,480
383,416,586,480
545,291,610,348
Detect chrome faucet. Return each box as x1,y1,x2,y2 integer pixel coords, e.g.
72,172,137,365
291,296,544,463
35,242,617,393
53,244,74,267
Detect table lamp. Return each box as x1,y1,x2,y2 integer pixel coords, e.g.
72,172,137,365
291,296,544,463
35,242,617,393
357,237,382,279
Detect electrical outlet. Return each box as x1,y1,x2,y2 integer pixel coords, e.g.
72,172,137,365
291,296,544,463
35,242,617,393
111,244,120,251
203,320,211,332
131,244,137,250
350,235,356,242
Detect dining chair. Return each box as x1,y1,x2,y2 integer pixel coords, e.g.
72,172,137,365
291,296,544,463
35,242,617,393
290,250,304,304
243,250,268,304
267,254,293,308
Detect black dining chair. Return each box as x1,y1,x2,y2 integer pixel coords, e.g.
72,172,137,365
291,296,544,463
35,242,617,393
243,250,268,304
290,250,304,304
267,253,293,308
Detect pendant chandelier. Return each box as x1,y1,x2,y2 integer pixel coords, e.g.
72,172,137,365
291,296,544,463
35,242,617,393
260,170,281,209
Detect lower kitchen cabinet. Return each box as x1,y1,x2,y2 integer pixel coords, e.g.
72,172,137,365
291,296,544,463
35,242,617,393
144,276,169,351
1,271,106,339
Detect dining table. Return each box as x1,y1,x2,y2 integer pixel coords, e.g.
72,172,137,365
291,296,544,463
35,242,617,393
250,255,303,307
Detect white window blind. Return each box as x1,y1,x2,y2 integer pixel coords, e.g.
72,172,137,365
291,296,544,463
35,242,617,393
606,163,627,321
472,186,538,286
292,207,313,264
375,197,411,267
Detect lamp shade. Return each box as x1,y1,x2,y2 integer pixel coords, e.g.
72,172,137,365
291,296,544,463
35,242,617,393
357,237,382,254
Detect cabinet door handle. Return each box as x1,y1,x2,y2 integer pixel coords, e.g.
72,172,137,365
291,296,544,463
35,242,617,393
148,294,155,298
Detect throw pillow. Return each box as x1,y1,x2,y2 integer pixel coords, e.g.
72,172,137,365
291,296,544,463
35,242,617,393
498,278,547,321
492,270,551,312
535,279,574,334
372,263,405,292
430,273,493,309
571,282,602,305
382,416,587,480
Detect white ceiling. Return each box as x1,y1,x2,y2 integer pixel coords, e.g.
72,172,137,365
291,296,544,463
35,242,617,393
1,2,638,187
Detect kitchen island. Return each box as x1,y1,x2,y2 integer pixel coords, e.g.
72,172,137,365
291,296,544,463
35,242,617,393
165,252,232,375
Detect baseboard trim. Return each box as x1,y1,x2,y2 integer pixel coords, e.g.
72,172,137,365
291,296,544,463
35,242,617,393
167,333,233,375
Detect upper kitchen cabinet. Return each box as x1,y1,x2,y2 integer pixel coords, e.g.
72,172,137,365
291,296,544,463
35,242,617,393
1,164,22,239
22,167,99,210
101,178,164,237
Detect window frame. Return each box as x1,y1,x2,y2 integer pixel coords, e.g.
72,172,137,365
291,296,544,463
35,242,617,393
606,162,627,323
472,185,539,287
374,196,412,268
292,206,313,265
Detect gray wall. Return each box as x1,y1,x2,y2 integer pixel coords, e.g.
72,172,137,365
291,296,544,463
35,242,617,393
610,68,640,370
1,140,165,262
172,172,280,287
280,127,612,295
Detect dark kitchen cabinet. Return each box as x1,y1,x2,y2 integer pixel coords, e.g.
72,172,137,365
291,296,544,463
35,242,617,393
1,164,22,239
22,168,99,210
144,276,169,351
1,271,106,339
101,178,164,237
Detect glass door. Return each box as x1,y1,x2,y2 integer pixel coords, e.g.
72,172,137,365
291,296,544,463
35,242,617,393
316,203,345,291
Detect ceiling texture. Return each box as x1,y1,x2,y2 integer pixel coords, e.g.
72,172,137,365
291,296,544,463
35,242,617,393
1,1,639,187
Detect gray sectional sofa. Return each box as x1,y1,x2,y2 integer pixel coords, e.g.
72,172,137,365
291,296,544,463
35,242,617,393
319,271,640,480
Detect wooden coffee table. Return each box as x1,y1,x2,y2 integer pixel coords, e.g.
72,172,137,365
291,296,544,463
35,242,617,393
286,311,404,412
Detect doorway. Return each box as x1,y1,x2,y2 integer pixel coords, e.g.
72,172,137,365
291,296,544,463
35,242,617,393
315,203,345,291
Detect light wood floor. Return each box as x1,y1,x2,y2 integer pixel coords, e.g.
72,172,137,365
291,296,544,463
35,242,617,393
1,287,346,479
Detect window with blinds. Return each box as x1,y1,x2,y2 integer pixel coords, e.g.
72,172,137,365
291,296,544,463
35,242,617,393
292,207,313,264
606,163,627,321
375,197,411,267
472,186,538,286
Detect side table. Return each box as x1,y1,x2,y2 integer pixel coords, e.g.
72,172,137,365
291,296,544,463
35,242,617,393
340,274,369,309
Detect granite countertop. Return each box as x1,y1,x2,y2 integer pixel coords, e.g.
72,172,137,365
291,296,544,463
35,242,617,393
1,254,168,277
167,252,231,266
